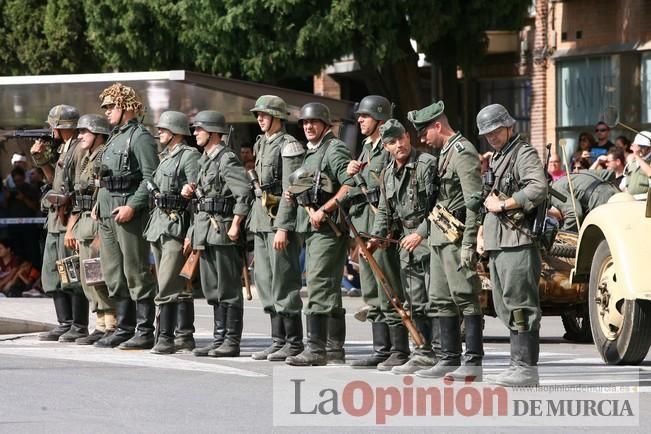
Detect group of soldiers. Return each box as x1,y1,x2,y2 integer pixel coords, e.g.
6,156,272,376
34,82,547,387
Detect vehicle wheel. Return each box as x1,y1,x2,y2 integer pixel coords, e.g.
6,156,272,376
588,240,651,365
561,306,593,343
549,242,576,258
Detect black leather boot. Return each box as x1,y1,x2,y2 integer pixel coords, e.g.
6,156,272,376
94,298,136,348
415,316,461,378
493,330,539,387
377,325,410,371
351,322,390,368
325,312,346,364
118,299,155,350
392,317,437,374
286,314,328,366
209,304,243,357
252,314,285,360
76,311,106,345
174,300,196,353
268,315,304,361
39,291,73,341
151,303,177,354
193,304,226,357
59,291,90,342
445,314,484,382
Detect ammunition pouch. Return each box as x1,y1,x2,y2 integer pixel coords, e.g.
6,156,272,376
75,194,95,212
348,187,380,208
100,175,139,192
194,196,235,216
428,204,465,243
153,193,188,212
401,217,424,230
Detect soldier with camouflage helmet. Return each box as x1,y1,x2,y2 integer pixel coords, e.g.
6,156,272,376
346,96,408,371
66,114,116,345
31,104,90,343
476,103,547,387
93,83,159,350
407,101,484,382
182,110,252,358
284,102,353,367
248,95,306,362
144,111,201,354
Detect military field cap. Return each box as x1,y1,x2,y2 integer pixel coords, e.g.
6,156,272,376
379,119,406,144
633,131,651,147
407,101,445,132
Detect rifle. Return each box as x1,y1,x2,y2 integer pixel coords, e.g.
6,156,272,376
335,200,424,346
3,128,53,142
241,249,252,301
180,249,201,280
352,173,379,214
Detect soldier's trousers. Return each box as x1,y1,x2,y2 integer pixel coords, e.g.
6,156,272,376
200,244,243,309
42,231,82,294
399,247,430,320
359,243,403,325
78,237,113,312
488,245,542,331
253,231,303,316
99,214,157,301
151,235,191,305
303,231,346,316
429,243,482,317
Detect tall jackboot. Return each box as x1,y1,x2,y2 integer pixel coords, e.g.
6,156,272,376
39,291,73,341
445,315,484,382
268,315,304,361
493,330,539,387
252,314,285,360
392,317,438,374
193,304,226,357
377,325,410,371
208,304,243,357
94,298,136,348
174,300,196,353
286,314,327,366
325,312,346,364
59,292,90,342
151,303,177,354
118,299,155,350
415,316,461,378
76,311,106,345
351,322,390,368
431,316,442,358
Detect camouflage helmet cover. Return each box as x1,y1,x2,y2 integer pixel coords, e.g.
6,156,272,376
99,83,144,116
250,95,289,120
156,111,191,136
47,104,80,129
77,114,111,136
355,95,392,121
476,103,516,136
298,102,331,126
191,110,228,134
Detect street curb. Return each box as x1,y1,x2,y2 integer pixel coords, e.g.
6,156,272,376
0,318,54,335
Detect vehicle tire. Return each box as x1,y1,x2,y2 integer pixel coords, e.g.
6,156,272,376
549,243,576,258
588,240,651,365
561,306,593,343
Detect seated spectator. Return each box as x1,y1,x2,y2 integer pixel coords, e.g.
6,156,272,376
240,144,254,167
593,121,615,151
0,239,40,297
623,131,651,195
3,153,31,190
573,131,595,163
615,135,632,157
28,167,46,191
591,148,627,189
573,158,591,172
547,153,566,181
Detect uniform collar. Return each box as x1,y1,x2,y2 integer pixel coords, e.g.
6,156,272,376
492,133,520,161
159,141,186,160
440,132,462,155
87,144,105,162
265,128,285,143
115,118,138,134
307,129,333,150
394,149,419,173
207,142,226,160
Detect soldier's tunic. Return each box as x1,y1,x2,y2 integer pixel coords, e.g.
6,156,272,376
96,119,158,301
72,143,112,311
347,137,403,324
623,153,651,195
249,129,304,316
143,142,200,305
483,134,547,331
550,171,619,232
42,138,82,293
188,142,252,307
294,131,353,316
428,133,483,317
372,149,435,320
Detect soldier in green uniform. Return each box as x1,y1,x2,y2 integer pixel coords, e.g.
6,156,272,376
31,105,89,343
476,104,547,387
94,83,159,350
623,132,651,195
347,97,408,371
285,102,353,367
367,119,441,374
248,96,305,362
406,102,484,382
182,111,252,358
144,111,200,354
67,114,116,345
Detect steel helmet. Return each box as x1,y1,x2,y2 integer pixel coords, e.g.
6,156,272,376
250,95,289,120
77,114,111,136
476,104,516,136
298,102,331,126
47,104,80,129
156,111,191,136
354,95,392,121
191,110,228,134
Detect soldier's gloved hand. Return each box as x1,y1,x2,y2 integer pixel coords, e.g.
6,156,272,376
460,244,478,270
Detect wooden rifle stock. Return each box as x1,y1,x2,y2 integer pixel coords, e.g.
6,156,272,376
241,249,252,301
304,205,342,237
335,200,424,347
180,250,201,280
